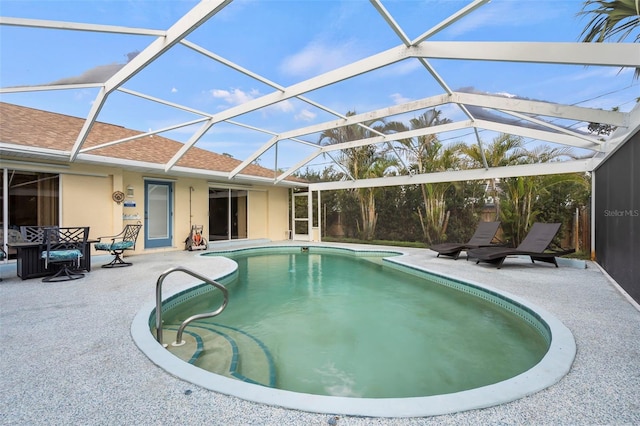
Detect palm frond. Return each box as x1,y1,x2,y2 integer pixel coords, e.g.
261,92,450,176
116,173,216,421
578,0,640,79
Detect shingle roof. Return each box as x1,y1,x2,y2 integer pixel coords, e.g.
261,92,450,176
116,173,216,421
0,102,300,183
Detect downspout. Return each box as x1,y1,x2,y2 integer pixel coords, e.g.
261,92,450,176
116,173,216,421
307,190,313,241
290,188,294,240
317,190,322,242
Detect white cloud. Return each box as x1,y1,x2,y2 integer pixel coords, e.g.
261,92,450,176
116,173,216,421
295,109,317,122
390,93,411,105
265,99,295,114
73,89,93,102
209,87,300,118
445,1,565,38
495,91,517,99
171,87,178,93
280,39,359,77
211,87,261,105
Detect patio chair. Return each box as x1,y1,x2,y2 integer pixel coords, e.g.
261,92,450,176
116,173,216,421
20,225,47,243
40,226,89,282
467,222,575,269
430,221,501,260
94,223,142,268
2,228,24,258
0,246,5,281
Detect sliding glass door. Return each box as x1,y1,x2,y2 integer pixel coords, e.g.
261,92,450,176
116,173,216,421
1,169,59,259
209,188,247,241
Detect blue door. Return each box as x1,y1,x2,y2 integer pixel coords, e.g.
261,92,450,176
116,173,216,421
144,180,173,248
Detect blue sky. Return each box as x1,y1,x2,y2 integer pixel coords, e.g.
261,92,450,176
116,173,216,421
1,0,638,171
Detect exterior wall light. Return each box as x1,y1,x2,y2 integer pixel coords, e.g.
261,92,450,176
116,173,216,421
126,185,134,198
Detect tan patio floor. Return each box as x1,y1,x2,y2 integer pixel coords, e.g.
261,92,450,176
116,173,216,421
1,241,638,425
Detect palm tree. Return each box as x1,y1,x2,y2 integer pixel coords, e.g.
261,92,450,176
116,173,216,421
579,0,640,78
458,134,528,220
499,146,577,245
357,154,399,240
459,133,527,169
418,142,462,245
396,110,462,244
318,112,397,240
400,109,452,174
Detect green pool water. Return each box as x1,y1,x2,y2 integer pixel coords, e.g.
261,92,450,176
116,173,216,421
161,249,548,398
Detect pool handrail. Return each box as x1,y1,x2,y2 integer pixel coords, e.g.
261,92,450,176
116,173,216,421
155,266,229,347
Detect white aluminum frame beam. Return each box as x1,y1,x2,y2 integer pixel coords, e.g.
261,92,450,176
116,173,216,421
0,16,165,36
230,93,461,178
309,159,595,191
231,90,622,178
171,37,399,173
496,110,599,144
181,38,381,131
451,92,627,127
68,0,233,161
117,87,311,144
473,119,601,150
409,42,638,67
371,0,477,106
0,83,102,93
370,0,412,46
412,0,491,44
214,38,634,173
273,116,600,183
274,121,473,183
78,117,211,153
165,43,412,170
2,1,635,192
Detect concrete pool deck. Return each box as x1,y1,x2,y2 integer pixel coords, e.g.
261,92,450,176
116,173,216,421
1,241,639,425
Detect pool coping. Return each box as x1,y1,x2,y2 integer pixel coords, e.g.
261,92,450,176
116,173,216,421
131,245,576,418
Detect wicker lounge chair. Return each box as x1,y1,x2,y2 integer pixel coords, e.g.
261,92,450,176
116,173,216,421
467,222,575,269
430,221,501,260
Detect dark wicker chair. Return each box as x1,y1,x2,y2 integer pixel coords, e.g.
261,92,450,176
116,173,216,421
467,222,575,269
430,221,501,260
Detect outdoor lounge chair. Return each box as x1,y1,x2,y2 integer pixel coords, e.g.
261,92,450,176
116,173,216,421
467,222,575,269
94,223,142,268
430,221,501,260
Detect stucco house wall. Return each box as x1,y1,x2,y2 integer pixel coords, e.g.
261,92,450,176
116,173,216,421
1,102,300,260
58,165,290,256
249,188,291,241
61,171,115,242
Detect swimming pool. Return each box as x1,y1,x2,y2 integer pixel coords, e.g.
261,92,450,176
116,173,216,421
132,245,576,417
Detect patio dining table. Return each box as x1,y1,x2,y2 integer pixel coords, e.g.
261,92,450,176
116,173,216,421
8,238,96,280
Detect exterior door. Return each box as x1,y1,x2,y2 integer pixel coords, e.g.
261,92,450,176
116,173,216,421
144,180,173,248
292,191,311,241
208,188,247,241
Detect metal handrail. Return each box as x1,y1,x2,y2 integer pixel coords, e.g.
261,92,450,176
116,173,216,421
155,266,229,347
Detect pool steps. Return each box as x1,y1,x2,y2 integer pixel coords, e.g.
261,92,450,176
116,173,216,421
164,322,276,388
154,266,229,350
